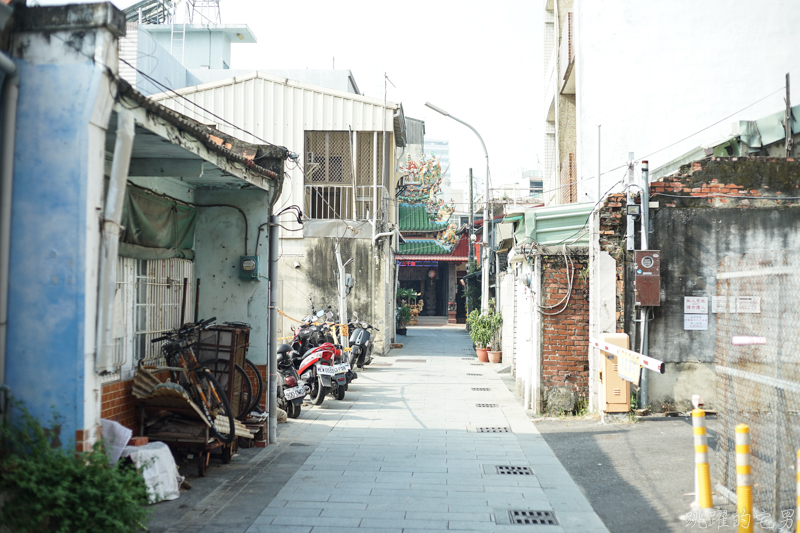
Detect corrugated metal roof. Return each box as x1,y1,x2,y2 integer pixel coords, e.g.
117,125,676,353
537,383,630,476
515,202,593,247
398,239,453,256
399,204,449,232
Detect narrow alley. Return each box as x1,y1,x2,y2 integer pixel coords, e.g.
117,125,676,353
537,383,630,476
149,327,607,533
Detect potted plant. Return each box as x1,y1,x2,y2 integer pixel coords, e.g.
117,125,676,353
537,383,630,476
466,308,492,362
396,305,411,336
487,308,503,363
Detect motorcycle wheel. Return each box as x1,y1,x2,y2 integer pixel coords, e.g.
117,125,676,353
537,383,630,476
288,402,301,419
310,375,328,405
334,384,346,400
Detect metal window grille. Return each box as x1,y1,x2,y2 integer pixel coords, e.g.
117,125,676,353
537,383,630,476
135,258,194,366
715,251,800,527
560,152,577,204
304,130,387,221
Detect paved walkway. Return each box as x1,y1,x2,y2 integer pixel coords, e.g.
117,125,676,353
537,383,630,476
247,327,607,533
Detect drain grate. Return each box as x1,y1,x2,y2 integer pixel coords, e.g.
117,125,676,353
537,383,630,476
475,403,499,408
477,427,510,433
462,357,474,360
467,373,481,376
496,465,533,475
396,359,426,363
369,362,393,367
470,363,483,366
472,387,490,391
508,510,558,526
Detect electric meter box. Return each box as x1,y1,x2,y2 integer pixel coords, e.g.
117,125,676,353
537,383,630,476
634,250,660,306
239,255,261,281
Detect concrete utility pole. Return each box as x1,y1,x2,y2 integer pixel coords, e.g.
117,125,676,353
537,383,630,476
639,161,650,408
424,102,490,311
468,168,474,264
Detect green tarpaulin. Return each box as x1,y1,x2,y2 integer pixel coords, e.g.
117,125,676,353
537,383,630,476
120,186,196,260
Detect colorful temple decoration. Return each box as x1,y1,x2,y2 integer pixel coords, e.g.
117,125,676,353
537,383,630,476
398,154,456,252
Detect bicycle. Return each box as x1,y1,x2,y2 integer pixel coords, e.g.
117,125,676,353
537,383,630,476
149,317,236,444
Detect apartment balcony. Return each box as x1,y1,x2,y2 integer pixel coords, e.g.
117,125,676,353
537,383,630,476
304,184,388,221
559,11,575,95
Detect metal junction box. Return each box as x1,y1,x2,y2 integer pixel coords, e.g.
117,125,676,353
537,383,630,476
599,333,631,413
634,250,660,307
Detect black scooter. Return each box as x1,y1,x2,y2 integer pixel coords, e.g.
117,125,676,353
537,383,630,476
348,311,379,369
276,344,304,418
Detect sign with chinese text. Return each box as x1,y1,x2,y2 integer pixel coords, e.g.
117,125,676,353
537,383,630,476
616,348,642,385
684,314,709,330
684,296,708,314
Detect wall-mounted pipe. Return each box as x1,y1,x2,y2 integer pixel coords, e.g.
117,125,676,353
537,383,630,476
96,110,135,371
0,52,20,407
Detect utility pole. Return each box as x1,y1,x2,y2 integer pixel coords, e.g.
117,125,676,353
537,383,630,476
785,72,793,158
468,168,474,264
639,161,650,409
267,216,278,444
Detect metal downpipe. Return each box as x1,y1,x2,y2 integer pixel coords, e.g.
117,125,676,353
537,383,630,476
267,215,278,444
96,110,135,370
0,52,19,408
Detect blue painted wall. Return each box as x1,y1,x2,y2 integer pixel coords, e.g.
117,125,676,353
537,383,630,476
5,58,105,443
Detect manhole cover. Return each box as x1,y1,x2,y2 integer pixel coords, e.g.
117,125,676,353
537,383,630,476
396,359,426,363
496,465,533,475
467,373,481,376
476,427,510,433
472,387,490,391
508,510,558,526
476,403,498,408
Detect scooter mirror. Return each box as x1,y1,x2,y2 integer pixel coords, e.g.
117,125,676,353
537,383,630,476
353,311,358,319
316,310,325,317
326,311,334,319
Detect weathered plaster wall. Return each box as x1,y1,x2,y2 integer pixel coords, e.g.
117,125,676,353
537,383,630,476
194,188,271,365
6,12,120,450
274,232,393,355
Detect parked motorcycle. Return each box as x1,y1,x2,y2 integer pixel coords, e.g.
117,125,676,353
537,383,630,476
291,307,353,401
294,341,340,405
276,343,304,418
348,311,379,369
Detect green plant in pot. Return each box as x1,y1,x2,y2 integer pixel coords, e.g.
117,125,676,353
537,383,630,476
466,300,503,362
396,305,411,335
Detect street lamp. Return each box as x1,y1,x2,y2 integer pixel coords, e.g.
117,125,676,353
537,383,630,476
425,102,491,311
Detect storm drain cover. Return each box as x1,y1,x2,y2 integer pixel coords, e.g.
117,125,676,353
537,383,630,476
467,373,482,376
496,465,533,475
476,403,498,408
370,362,393,367
477,427,510,433
470,363,483,366
396,359,426,363
508,510,558,526
472,387,490,391
462,357,474,360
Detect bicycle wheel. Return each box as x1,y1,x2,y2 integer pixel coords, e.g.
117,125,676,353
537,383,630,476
201,358,252,419
193,369,236,444
244,358,264,414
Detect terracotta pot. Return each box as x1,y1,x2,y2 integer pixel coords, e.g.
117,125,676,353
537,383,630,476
476,348,489,362
488,350,502,364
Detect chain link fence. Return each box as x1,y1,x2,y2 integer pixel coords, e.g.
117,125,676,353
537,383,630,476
716,251,800,529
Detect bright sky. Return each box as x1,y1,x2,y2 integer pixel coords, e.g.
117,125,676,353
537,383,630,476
36,0,542,192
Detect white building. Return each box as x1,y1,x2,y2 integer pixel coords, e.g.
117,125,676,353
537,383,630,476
544,0,800,205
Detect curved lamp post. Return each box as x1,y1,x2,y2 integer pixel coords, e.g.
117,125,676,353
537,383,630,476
425,102,490,310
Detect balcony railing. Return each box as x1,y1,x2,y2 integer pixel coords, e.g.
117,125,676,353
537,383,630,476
304,185,387,221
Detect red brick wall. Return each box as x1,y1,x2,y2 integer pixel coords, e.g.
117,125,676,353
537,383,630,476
541,255,590,400
101,379,139,433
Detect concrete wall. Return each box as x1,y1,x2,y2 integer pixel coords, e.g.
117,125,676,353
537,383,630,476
5,5,121,451
135,28,202,96
273,226,393,356
194,188,272,366
574,0,800,202
648,205,800,410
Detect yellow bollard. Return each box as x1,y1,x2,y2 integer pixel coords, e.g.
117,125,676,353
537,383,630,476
692,409,713,509
736,424,752,532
